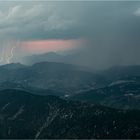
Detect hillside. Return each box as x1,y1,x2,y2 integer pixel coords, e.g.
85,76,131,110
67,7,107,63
71,79,140,110
0,62,105,95
0,89,140,139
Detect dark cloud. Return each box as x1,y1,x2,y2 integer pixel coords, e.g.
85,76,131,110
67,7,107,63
76,1,140,69
0,1,85,40
0,1,140,69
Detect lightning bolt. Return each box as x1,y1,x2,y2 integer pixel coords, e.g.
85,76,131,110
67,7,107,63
0,40,20,64
6,46,17,64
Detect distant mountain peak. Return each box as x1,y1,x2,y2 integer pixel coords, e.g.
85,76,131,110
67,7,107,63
43,51,61,56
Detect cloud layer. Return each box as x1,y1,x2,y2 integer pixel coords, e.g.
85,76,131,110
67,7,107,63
0,2,84,40
0,1,140,69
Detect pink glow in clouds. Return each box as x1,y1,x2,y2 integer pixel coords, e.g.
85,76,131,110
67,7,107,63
22,38,86,54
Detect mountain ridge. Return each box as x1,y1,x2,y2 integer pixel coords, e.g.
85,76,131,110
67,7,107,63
0,89,140,139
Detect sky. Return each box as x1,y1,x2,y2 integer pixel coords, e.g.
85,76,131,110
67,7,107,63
0,1,140,69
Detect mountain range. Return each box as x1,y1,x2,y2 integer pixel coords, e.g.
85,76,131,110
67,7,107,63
22,52,83,66
0,62,140,110
0,62,105,95
0,89,140,139
0,61,140,138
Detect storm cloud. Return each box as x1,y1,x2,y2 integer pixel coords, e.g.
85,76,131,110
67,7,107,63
0,1,84,40
0,1,140,69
